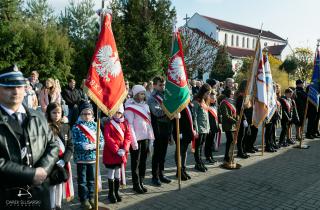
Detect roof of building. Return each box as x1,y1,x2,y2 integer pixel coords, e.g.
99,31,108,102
201,15,286,42
227,44,286,58
184,27,220,47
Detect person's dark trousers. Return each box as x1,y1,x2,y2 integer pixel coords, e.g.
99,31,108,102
306,115,316,136
271,122,278,147
247,125,258,150
265,122,273,149
224,131,234,162
152,122,171,178
313,108,320,135
236,123,245,155
175,139,189,169
194,133,207,164
279,121,288,144
130,140,148,184
205,132,217,158
77,163,95,202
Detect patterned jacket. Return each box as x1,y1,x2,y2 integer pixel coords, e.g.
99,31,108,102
72,120,104,163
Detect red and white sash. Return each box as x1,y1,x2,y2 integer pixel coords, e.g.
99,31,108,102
208,107,218,122
125,104,151,124
110,119,125,141
221,99,237,116
153,94,163,105
57,136,65,157
281,98,291,111
63,162,74,202
76,124,96,144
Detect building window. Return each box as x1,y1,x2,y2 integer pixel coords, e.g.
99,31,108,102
242,37,245,48
247,38,249,48
224,33,228,45
231,35,234,46
236,36,239,47
252,39,255,49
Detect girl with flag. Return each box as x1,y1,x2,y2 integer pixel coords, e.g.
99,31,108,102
124,85,155,194
72,102,104,210
192,83,211,172
46,102,74,210
103,104,132,203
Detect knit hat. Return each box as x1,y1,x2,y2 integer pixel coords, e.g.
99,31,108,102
0,65,27,87
117,104,124,114
132,85,146,97
79,101,93,114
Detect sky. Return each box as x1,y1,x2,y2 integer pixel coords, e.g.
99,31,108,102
49,0,320,53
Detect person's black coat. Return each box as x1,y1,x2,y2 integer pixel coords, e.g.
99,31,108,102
173,104,194,143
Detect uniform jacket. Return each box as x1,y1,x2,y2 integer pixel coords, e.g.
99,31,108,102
173,104,194,143
103,118,132,165
0,107,59,188
219,98,237,131
72,120,104,163
280,96,292,122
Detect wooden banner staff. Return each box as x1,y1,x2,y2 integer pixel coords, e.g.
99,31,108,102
176,115,182,190
221,30,263,170
261,122,265,156
94,109,101,210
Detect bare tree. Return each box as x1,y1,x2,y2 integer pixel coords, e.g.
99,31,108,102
180,27,219,79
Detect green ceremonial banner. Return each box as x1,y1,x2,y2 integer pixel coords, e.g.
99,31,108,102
162,30,190,119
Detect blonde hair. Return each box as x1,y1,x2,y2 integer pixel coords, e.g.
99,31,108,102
45,78,57,95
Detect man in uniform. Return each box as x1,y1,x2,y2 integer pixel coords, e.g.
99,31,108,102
0,65,59,210
148,76,172,186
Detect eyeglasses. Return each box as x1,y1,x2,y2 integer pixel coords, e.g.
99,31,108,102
81,113,92,116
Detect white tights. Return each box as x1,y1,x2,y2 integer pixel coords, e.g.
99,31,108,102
106,167,120,180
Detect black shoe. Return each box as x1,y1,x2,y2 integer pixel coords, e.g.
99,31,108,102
306,134,314,139
287,139,295,145
265,147,275,152
183,170,191,180
108,179,117,204
246,149,256,153
114,178,122,202
151,177,161,186
194,163,206,172
139,177,148,193
237,153,250,159
253,147,259,152
202,163,208,171
133,183,144,194
159,175,172,184
206,157,217,164
176,170,188,181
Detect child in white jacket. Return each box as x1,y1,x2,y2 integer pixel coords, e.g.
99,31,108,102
124,85,155,194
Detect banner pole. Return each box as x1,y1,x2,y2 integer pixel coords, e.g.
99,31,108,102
176,117,182,190
261,122,265,156
95,108,101,210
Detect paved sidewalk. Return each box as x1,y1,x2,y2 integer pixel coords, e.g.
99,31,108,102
63,134,320,210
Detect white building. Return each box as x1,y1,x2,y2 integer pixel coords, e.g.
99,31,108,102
186,13,288,79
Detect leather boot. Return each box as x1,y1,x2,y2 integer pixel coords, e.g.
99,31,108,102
139,177,147,193
114,178,122,202
108,179,117,203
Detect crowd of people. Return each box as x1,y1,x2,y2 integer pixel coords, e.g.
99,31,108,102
0,65,319,210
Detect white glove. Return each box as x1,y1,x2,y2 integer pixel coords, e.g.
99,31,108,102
83,143,96,150
117,149,125,157
179,134,183,139
56,159,65,168
174,113,181,119
243,120,249,128
132,143,139,150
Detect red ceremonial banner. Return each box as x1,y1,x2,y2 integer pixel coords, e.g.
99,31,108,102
84,13,127,116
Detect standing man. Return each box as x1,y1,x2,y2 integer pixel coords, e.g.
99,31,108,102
294,80,307,141
148,76,172,186
62,79,82,126
0,65,59,210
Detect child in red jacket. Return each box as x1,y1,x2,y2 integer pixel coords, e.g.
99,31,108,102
103,104,132,203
